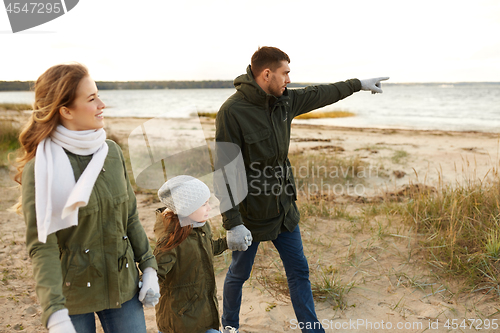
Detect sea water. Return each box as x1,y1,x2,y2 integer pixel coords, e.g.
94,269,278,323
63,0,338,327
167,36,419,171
1,83,499,132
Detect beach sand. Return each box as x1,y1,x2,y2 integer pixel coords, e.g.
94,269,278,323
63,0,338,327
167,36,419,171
1,114,500,332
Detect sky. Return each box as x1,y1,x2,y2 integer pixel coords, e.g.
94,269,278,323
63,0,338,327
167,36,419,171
1,0,499,83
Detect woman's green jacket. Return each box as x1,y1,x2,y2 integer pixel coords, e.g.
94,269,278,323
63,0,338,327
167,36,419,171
22,140,158,327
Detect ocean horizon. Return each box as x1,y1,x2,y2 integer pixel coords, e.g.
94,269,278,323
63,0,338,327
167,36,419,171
2,82,500,133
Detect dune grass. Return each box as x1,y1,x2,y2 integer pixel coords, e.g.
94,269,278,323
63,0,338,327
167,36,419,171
310,265,355,309
248,153,500,305
295,110,355,120
388,170,500,295
0,121,21,168
0,103,32,112
288,151,368,186
194,110,356,120
0,103,33,167
196,111,217,119
251,241,356,310
391,149,409,164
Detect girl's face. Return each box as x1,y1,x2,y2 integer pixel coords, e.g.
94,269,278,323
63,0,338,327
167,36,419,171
188,200,211,223
60,75,106,131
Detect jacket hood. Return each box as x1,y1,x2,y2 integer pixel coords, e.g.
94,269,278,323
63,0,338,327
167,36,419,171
234,65,288,107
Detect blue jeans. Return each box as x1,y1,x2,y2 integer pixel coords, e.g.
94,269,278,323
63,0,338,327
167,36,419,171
70,294,146,333
222,226,324,333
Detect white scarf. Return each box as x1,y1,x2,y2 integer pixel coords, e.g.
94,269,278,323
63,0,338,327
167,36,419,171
34,125,109,243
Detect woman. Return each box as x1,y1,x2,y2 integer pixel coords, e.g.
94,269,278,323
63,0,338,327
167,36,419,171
15,63,159,333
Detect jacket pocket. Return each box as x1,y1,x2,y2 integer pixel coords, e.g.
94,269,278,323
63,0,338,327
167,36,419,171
178,293,199,316
61,248,102,302
113,193,129,206
244,129,274,162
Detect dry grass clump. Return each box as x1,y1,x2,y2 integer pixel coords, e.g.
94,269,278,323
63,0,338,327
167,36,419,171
295,111,355,120
0,103,32,112
195,111,217,119
288,151,370,219
310,265,355,310
393,171,500,294
0,121,20,168
0,104,30,167
252,242,355,310
194,110,356,120
289,151,368,187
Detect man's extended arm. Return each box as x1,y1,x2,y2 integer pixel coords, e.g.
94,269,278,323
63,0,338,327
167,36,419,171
290,77,389,118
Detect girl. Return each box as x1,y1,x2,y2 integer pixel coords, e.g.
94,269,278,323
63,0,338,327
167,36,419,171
15,63,159,333
154,175,228,333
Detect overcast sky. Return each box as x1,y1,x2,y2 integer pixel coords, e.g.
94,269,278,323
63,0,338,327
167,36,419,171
1,0,499,83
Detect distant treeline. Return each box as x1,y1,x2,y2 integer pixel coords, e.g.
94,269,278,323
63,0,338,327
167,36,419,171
0,80,309,91
0,81,34,91
1,80,498,92
0,80,236,91
97,80,235,90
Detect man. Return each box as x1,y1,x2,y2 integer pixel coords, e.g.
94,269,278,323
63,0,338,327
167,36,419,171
215,46,388,333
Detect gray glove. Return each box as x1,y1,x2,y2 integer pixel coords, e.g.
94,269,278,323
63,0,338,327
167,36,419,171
141,288,160,307
138,267,160,307
360,77,390,94
227,225,252,251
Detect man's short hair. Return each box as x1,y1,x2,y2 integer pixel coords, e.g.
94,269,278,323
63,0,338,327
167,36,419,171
251,46,290,77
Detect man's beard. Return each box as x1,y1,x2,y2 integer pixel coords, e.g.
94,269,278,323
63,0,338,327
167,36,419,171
269,80,284,97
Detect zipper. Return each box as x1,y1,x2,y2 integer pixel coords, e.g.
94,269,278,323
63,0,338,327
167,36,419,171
267,103,281,159
267,102,281,214
198,228,218,319
95,167,109,307
76,154,109,308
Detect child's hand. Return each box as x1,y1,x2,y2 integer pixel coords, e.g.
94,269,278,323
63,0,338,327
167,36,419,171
139,267,160,307
141,288,160,308
227,225,252,251
47,309,77,333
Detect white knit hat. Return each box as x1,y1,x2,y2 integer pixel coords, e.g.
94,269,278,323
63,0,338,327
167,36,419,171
158,175,210,226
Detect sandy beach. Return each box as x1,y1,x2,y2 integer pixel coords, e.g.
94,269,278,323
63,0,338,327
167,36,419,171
1,113,500,332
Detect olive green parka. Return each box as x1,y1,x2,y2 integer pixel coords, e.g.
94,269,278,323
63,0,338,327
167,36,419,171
22,140,158,327
215,65,361,241
153,207,228,333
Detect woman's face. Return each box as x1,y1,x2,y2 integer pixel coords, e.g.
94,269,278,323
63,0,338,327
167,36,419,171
188,200,211,223
61,75,106,131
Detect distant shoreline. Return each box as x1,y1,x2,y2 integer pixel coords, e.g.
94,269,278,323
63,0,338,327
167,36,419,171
3,110,498,135
2,109,499,135
1,81,499,92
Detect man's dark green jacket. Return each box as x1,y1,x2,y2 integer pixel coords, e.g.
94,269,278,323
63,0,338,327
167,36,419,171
215,65,361,241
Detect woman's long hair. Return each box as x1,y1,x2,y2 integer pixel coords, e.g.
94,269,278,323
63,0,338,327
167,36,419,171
13,63,89,212
157,209,193,251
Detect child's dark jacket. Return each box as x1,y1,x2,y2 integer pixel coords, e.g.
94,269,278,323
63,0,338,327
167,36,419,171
153,207,228,333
